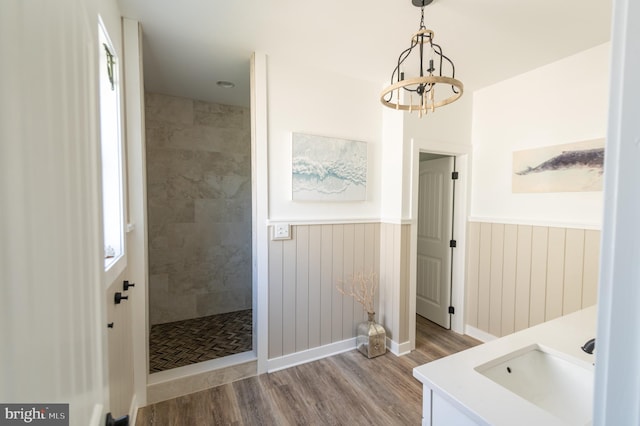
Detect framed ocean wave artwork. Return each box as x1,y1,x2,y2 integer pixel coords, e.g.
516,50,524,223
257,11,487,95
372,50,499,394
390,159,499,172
512,138,605,193
292,133,367,201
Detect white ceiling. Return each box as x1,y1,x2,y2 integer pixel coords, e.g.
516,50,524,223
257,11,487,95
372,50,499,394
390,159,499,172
117,0,612,108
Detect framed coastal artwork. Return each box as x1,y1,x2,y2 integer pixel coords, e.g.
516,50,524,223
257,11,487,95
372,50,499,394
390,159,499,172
292,133,367,201
512,138,605,193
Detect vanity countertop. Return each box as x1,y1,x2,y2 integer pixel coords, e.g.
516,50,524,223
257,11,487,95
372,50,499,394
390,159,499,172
413,306,597,426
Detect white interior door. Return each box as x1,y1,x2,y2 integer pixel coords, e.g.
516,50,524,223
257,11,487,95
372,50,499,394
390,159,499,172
416,157,454,329
1,1,109,424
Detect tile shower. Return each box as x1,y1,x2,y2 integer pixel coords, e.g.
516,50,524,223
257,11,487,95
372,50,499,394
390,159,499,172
145,92,252,372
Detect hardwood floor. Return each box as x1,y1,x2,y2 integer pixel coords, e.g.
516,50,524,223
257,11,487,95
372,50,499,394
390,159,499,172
136,316,480,425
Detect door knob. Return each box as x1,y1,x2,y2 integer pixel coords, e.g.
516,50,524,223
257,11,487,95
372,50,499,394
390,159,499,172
114,292,128,304
123,280,135,291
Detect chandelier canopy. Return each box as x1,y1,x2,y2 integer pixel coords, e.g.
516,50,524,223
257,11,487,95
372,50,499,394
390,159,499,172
380,0,463,116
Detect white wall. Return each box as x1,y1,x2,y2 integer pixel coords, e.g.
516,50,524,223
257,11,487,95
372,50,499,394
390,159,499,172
471,43,610,228
403,93,473,146
266,57,382,221
403,95,473,219
380,91,473,222
380,107,404,221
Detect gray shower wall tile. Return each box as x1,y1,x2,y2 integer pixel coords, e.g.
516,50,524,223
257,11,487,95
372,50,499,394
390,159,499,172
162,223,212,255
242,106,251,129
147,198,195,227
149,273,202,326
145,148,204,185
194,101,246,129
149,273,169,294
204,152,250,176
171,126,250,154
144,122,174,148
218,223,252,248
153,294,198,325
195,288,252,317
146,123,250,154
148,149,249,182
202,174,250,199
147,182,168,202
145,92,194,125
194,199,251,224
146,91,252,325
220,266,251,294
164,174,218,200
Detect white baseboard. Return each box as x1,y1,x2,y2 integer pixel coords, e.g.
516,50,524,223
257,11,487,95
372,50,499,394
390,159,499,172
89,404,103,426
128,394,138,426
267,338,356,372
464,325,498,343
386,337,412,356
266,336,414,373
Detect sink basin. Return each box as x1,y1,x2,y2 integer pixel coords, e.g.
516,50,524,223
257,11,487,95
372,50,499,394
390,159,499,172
475,344,594,425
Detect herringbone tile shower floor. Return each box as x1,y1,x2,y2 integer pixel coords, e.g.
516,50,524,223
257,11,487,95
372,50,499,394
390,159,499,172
149,309,252,373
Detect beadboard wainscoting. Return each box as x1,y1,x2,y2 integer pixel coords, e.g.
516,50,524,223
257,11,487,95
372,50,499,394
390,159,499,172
465,221,600,339
268,223,382,364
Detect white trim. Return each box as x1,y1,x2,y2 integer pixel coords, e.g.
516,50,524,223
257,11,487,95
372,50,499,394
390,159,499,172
380,217,414,225
128,394,138,426
594,0,640,423
386,337,412,356
264,218,414,226
450,155,469,335
148,351,256,385
468,216,601,230
410,139,473,156
266,335,410,373
251,52,270,375
408,140,471,353
123,18,149,408
104,254,127,287
464,325,498,343
267,338,356,372
266,218,382,226
89,404,104,426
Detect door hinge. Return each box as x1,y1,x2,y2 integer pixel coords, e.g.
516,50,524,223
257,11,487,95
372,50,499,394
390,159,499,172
451,171,459,180
449,240,457,248
448,306,455,315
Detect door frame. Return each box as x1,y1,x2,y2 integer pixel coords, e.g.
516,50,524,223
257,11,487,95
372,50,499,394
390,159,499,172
408,138,471,350
126,50,268,402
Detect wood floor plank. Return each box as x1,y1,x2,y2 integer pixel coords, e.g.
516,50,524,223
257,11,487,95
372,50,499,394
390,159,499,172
136,317,480,426
232,376,279,425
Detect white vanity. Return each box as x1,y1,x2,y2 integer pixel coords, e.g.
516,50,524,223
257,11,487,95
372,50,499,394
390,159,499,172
413,307,597,426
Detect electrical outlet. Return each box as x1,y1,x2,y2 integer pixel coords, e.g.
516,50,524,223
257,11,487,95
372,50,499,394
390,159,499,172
272,223,291,240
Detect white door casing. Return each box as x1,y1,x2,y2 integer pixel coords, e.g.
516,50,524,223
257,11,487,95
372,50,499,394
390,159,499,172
416,157,454,329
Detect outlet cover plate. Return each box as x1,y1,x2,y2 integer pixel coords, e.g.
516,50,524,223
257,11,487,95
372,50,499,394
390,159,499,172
272,223,291,240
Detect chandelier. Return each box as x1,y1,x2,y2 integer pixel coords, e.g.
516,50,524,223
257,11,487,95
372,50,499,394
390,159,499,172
380,0,463,116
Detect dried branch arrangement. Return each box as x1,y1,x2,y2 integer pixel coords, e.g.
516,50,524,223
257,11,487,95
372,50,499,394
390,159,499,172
336,271,378,314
